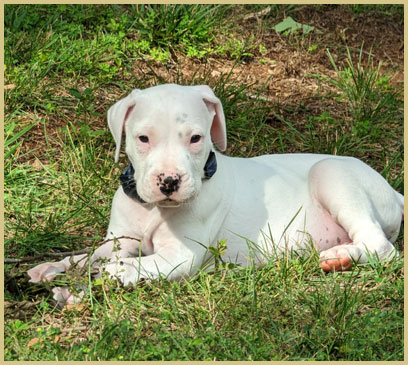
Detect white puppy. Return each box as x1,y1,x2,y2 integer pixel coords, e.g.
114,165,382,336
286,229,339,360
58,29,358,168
28,84,403,304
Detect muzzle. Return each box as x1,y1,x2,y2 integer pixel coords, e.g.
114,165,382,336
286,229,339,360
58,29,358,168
120,151,217,204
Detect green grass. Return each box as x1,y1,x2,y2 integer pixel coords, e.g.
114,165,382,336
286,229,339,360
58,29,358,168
4,4,404,361
5,253,404,361
326,45,403,141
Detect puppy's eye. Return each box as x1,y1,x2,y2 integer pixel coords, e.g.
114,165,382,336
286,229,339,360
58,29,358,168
190,135,201,144
139,135,149,143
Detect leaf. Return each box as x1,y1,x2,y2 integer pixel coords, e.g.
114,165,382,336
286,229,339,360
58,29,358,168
93,278,104,286
302,23,316,35
274,17,301,33
274,16,318,35
27,337,40,348
89,130,106,137
5,121,39,148
191,338,203,346
63,303,85,312
69,88,82,99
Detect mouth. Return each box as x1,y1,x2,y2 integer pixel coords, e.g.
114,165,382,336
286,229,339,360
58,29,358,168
157,198,182,208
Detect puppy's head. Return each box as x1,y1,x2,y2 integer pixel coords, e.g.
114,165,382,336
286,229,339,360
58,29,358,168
107,84,227,207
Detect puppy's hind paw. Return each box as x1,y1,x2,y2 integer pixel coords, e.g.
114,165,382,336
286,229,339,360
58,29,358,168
319,245,356,272
52,287,85,308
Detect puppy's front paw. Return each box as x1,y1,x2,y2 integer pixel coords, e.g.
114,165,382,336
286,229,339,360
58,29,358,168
102,259,139,286
27,262,67,283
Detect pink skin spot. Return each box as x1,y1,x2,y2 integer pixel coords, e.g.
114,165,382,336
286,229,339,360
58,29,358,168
320,255,353,272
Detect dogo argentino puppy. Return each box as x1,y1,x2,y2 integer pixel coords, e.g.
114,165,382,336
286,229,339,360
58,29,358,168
28,84,404,304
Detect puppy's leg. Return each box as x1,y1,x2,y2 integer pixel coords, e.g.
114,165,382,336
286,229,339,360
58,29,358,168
28,237,141,307
102,245,199,286
27,254,88,283
319,224,398,272
309,158,403,272
27,237,141,283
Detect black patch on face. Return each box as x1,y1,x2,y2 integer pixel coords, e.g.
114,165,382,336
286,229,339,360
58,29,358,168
203,151,217,179
120,163,146,204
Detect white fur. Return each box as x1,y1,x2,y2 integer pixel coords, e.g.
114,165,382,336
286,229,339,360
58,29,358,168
28,84,403,305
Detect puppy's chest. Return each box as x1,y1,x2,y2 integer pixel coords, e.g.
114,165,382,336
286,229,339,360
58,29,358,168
134,206,168,255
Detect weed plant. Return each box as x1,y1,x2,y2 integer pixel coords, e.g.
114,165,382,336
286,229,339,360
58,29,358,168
327,46,403,140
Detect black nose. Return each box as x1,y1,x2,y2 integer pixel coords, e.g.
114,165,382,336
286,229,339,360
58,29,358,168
159,175,180,196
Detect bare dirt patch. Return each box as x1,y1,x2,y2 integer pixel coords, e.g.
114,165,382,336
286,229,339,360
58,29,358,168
9,5,403,164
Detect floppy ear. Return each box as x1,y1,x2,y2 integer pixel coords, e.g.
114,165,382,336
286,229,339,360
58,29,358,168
191,85,227,151
107,89,141,162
